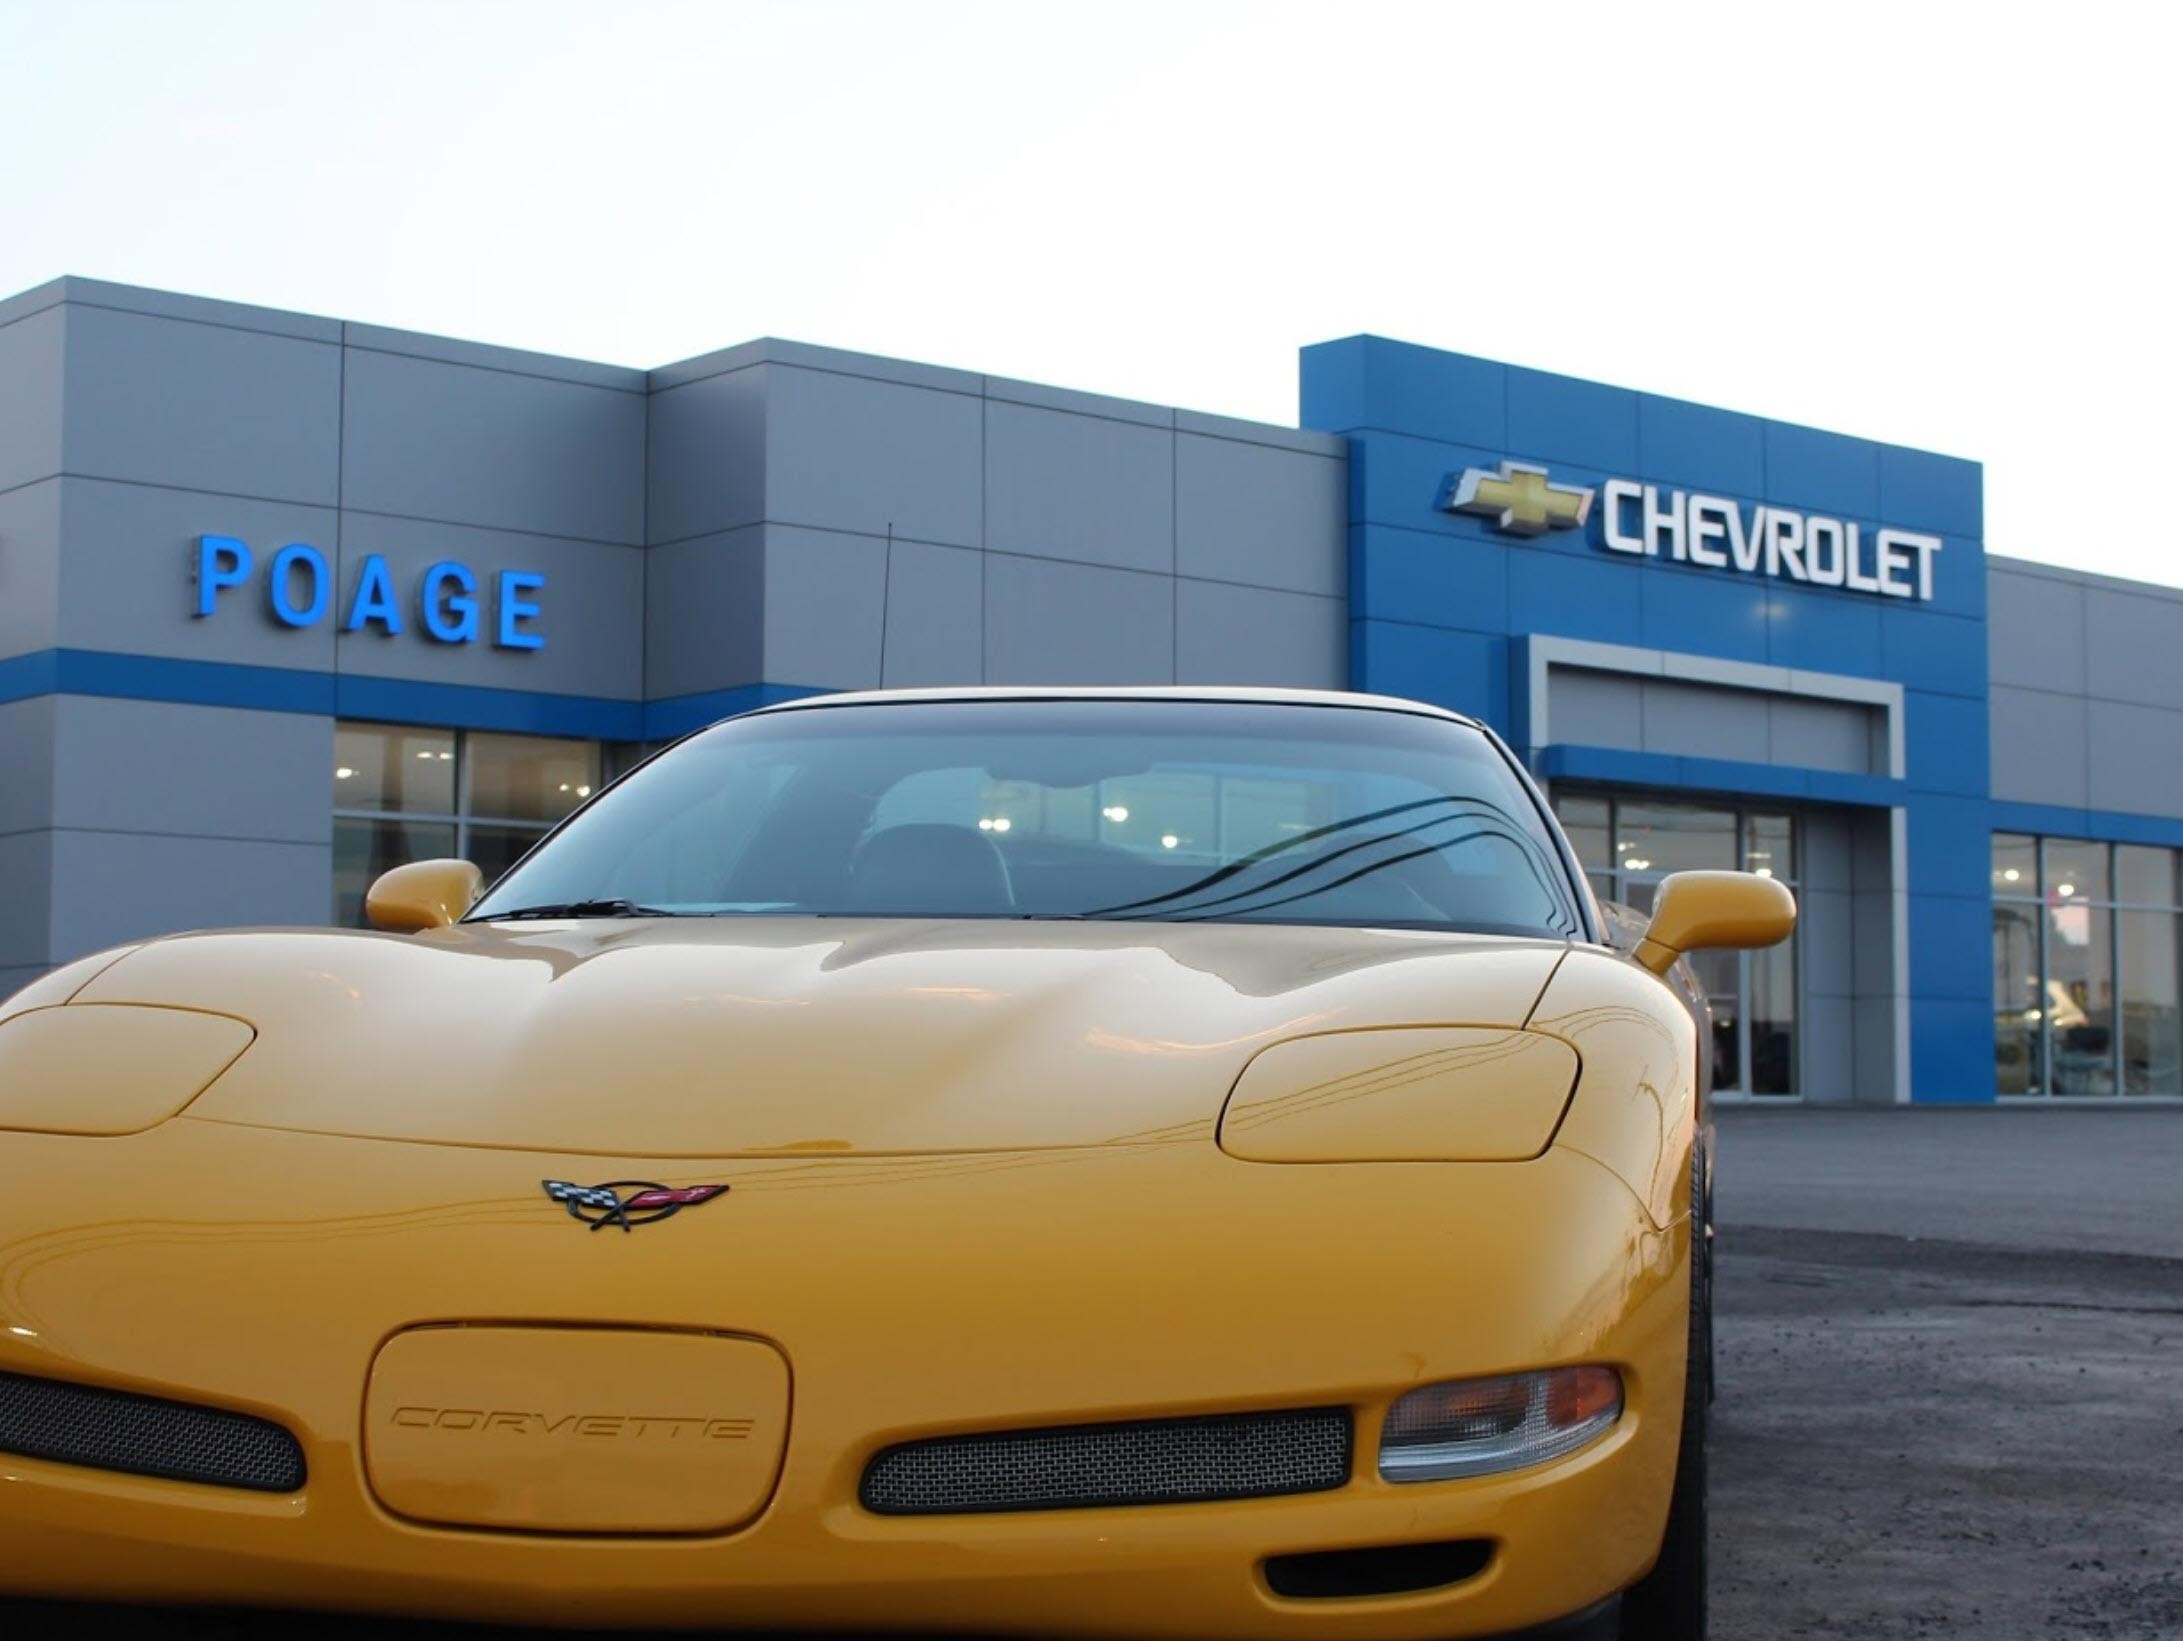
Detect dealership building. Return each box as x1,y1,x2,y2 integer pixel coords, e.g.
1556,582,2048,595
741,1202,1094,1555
2,275,2177,1104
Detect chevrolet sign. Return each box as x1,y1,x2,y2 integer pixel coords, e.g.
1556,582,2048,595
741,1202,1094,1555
1443,461,1944,602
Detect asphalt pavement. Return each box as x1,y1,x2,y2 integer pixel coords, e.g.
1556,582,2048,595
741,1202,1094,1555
1710,1107,2183,1640
1712,1105,2183,1258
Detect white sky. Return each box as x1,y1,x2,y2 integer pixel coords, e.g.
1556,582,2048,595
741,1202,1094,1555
3,0,2175,583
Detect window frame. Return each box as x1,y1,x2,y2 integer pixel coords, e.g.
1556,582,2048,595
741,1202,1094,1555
331,724,608,924
1552,788,1801,1097
1993,833,2183,1098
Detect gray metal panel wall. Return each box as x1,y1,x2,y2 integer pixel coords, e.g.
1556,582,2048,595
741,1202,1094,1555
1799,807,1854,1104
1549,666,1883,775
0,477,60,663
3,281,656,969
0,300,64,496
0,696,56,981
4,285,1351,972
641,341,1349,700
1987,555,2183,817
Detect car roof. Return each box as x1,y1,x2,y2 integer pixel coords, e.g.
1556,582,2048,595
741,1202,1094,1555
738,685,1482,728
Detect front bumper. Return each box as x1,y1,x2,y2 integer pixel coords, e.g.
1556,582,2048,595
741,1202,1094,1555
0,1119,1688,1638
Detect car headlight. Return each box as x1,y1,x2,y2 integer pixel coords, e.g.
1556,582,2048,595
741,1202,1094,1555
1378,1367,1623,1482
0,1005,256,1135
1217,1027,1579,1162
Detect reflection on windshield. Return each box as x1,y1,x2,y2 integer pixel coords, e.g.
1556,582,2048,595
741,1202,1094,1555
467,701,1582,939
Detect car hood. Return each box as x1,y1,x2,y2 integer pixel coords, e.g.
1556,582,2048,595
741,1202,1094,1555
73,920,1571,1157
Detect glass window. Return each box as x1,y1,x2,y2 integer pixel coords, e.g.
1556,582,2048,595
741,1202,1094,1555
1991,832,2037,897
2119,911,2182,1096
334,817,456,929
1993,902,2043,1095
1748,939,1796,1095
1555,795,1611,872
2116,846,2179,907
1745,812,1795,881
470,701,1588,938
464,824,550,890
333,725,455,813
1095,770,1223,863
1553,792,1801,1096
1991,832,2183,1098
1615,802,1736,876
467,734,601,824
1220,777,1329,860
2043,838,2109,905
332,723,611,925
2046,902,2115,1096
1689,947,1739,1093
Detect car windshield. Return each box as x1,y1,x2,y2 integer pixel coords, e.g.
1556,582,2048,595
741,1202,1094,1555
467,700,1584,938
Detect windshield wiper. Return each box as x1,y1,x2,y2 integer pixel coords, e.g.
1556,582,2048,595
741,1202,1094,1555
486,899,684,921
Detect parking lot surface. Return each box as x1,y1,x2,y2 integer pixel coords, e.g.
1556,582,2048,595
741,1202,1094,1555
1712,1108,2183,1640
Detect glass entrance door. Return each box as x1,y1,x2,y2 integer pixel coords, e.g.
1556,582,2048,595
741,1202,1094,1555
1552,792,1800,1096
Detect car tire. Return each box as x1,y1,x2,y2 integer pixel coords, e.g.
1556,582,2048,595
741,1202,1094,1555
1616,1148,1710,1641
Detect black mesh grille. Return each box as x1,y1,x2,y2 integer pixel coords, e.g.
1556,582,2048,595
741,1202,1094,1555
862,1407,1351,1515
0,1370,305,1493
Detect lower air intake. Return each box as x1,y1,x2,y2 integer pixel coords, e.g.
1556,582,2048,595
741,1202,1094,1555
862,1407,1351,1515
0,1369,306,1493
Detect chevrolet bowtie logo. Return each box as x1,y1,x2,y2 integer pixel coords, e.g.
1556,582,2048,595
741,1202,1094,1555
1444,461,1596,537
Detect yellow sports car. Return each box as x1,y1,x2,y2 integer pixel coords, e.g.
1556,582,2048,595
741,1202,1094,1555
0,687,1793,1640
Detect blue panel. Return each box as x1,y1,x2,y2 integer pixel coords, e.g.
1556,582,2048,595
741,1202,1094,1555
1636,395,1765,496
1537,745,1685,791
1350,432,1519,537
1763,583,1884,675
1300,336,1505,447
0,650,61,706
1986,800,2092,839
1988,801,2183,851
1351,524,1509,632
1879,606,1985,697
1909,996,1997,1104
1506,367,1638,472
0,647,655,741
1803,769,1910,807
1905,794,1994,900
55,650,335,716
1674,757,1809,801
1916,534,1987,623
1297,340,1367,436
1904,689,1991,796
336,676,642,740
1907,891,1993,1002
2087,809,2183,848
1879,444,1983,537
1351,620,1508,729
1640,563,1773,663
1320,336,1996,919
1763,421,1881,518
1509,544,1644,645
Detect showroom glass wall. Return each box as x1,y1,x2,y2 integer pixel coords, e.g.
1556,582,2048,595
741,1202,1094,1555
1553,793,1798,1096
332,723,608,925
1992,833,2182,1097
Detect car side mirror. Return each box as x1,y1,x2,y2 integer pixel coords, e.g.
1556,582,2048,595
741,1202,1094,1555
366,858,485,933
1634,869,1797,976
